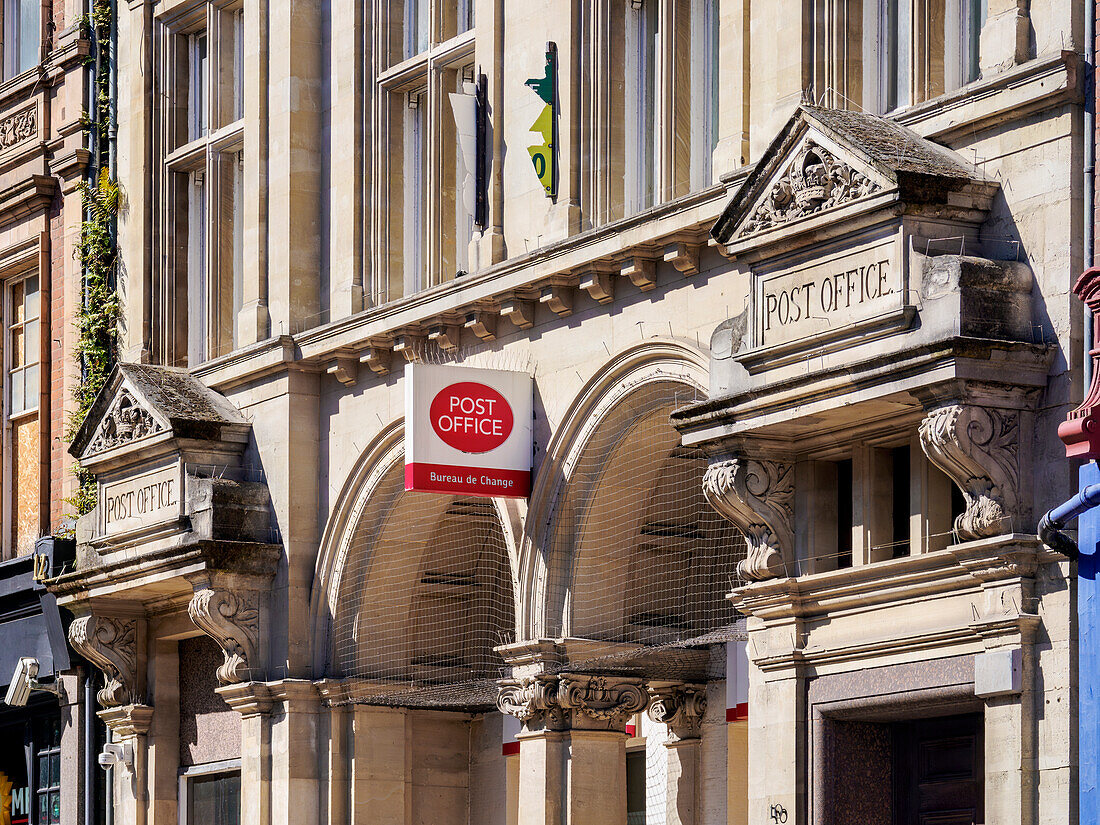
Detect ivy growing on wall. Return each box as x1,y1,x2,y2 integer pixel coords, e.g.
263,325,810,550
66,0,118,518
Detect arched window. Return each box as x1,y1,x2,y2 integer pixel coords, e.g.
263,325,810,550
548,381,743,662
330,464,514,708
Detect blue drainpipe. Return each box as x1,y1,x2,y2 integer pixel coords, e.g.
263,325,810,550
1041,465,1099,819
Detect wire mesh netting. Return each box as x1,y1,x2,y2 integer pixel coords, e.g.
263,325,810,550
329,379,746,709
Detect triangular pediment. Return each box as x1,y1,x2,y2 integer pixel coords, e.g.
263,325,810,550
712,106,989,248
71,363,249,463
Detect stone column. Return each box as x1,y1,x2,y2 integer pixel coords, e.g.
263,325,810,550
269,681,323,825
647,683,708,825
218,682,274,825
99,705,155,825
499,673,648,825
350,705,410,825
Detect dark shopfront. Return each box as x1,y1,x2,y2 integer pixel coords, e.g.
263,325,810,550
0,542,101,825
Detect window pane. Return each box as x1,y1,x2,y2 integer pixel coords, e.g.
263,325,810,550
11,367,23,412
11,327,24,369
190,773,241,825
234,12,244,121
38,791,47,824
192,33,209,139
24,320,38,366
48,752,58,786
25,365,37,409
24,275,38,320
406,0,430,56
16,0,38,74
48,790,60,824
11,280,23,323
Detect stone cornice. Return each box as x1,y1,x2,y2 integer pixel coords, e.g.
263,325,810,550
732,535,1056,623
216,681,273,718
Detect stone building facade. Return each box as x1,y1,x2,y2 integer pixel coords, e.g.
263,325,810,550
45,1,1085,825
0,0,107,823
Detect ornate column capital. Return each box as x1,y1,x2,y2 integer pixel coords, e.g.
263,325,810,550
98,704,155,739
68,615,139,708
497,673,649,732
646,682,707,741
188,586,261,684
919,404,1022,541
703,457,793,581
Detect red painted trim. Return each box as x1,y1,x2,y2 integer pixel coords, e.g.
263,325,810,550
405,462,530,498
726,703,749,722
625,723,636,737
502,741,520,756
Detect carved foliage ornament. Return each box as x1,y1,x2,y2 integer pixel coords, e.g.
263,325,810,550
737,139,882,238
703,458,793,581
0,105,36,151
497,674,648,730
919,405,1021,541
87,388,164,455
188,588,260,684
68,616,138,707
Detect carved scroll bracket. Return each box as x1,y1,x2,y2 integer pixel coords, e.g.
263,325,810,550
647,682,707,741
919,404,1022,541
188,585,262,685
703,457,794,581
68,615,140,708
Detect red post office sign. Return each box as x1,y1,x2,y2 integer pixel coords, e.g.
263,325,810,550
405,364,532,498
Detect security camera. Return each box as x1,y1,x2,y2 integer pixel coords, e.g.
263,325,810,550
4,657,37,707
97,743,132,771
4,657,62,706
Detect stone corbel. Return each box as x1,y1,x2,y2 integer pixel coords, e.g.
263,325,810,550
500,295,536,330
325,353,359,387
919,404,1022,541
646,682,707,740
702,457,794,581
359,343,392,375
68,615,139,708
188,585,262,685
464,308,498,341
428,323,463,352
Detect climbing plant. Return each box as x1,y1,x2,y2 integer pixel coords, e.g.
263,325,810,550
65,0,118,518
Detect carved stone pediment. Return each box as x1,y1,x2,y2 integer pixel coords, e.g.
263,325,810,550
735,137,885,240
85,388,166,456
71,363,249,465
712,106,992,253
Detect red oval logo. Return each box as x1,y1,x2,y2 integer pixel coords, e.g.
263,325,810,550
430,382,514,454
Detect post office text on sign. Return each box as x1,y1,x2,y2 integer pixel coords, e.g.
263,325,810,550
104,476,177,527
764,257,893,331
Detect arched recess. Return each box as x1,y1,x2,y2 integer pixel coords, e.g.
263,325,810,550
519,340,745,646
310,422,523,690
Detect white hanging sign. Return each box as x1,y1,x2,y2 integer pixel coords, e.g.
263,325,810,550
405,363,533,498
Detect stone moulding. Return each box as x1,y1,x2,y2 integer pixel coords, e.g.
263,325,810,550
188,587,261,684
918,404,1021,541
702,457,793,581
68,615,138,707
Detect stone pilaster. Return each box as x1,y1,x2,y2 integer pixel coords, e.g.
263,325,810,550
702,456,794,580
919,404,1023,541
269,680,322,825
218,682,274,825
498,673,648,825
99,704,155,825
648,683,708,825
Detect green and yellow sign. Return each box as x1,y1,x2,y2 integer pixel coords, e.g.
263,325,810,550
524,43,557,197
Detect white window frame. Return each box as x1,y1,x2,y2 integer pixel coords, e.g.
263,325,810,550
3,0,39,80
177,760,242,825
624,0,657,216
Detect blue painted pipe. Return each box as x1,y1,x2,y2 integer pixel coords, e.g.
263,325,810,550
1038,482,1100,560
